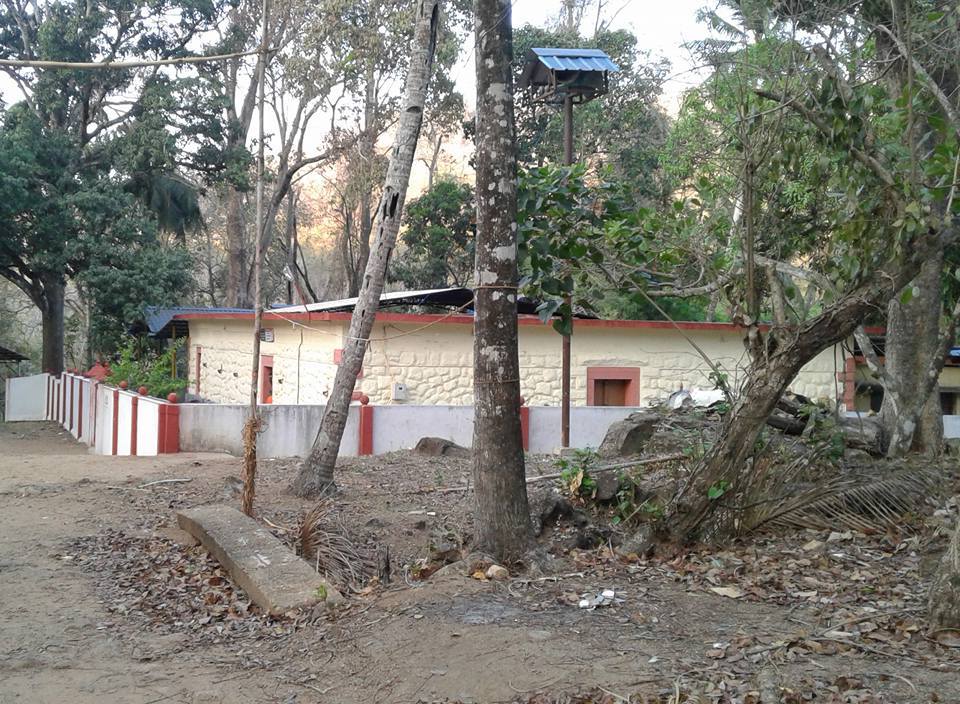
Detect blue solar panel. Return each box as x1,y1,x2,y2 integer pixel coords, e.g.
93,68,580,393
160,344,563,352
530,47,620,73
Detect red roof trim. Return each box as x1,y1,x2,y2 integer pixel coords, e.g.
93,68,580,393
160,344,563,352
173,310,887,335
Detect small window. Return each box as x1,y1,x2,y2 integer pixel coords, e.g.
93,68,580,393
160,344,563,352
594,379,629,406
941,391,958,415
587,367,640,407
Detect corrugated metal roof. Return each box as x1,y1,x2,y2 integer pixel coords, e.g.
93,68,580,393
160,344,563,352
0,345,28,362
135,305,253,337
529,47,619,73
271,287,472,314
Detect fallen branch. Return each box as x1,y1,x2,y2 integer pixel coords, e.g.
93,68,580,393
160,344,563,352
525,453,686,485
412,453,687,494
137,478,193,488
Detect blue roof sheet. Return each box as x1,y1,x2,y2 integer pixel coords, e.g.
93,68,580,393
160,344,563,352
139,306,253,336
530,47,619,73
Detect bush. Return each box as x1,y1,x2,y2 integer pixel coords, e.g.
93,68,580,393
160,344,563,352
107,337,188,400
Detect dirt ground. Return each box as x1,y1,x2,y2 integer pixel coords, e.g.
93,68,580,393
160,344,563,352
1,421,958,704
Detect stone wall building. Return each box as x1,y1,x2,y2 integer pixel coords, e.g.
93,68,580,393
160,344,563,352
176,308,887,409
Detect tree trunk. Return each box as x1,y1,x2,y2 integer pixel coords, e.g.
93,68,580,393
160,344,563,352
290,0,440,497
470,0,532,562
882,247,945,456
929,517,960,631
224,186,249,308
666,243,934,545
345,66,379,299
41,275,65,374
671,347,806,542
285,189,298,305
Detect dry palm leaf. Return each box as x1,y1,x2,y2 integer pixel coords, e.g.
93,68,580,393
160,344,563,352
297,500,387,591
746,468,940,533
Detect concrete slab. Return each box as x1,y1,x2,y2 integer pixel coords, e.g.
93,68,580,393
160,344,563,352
177,504,342,615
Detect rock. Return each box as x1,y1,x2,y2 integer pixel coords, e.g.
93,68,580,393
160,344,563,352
431,560,468,580
221,475,243,499
598,410,662,458
844,448,874,464
592,472,621,502
529,490,575,536
415,437,470,458
485,564,509,580
802,539,825,552
837,415,884,455
620,524,656,558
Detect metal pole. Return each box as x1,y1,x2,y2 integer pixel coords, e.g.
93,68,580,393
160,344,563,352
561,95,573,448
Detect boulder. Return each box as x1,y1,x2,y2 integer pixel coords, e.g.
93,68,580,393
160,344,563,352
592,472,621,502
838,415,884,455
598,410,663,458
415,436,470,458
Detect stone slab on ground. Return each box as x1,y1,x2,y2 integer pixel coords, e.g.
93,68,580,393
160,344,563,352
177,504,342,615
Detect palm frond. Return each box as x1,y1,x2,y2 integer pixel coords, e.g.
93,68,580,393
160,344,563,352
298,500,383,590
748,468,940,534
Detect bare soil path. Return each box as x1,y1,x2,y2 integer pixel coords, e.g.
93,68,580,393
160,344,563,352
1,421,958,703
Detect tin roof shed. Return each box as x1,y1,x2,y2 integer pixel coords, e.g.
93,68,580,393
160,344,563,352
519,47,619,104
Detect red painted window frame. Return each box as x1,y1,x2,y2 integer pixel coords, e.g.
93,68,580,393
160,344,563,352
260,355,274,403
586,367,641,407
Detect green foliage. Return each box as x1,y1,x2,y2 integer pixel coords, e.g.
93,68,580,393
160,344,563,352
556,448,600,497
107,338,188,400
517,163,711,330
390,180,475,288
707,480,731,501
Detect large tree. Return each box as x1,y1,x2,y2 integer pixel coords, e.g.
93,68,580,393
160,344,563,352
470,0,532,561
0,104,187,371
0,0,226,369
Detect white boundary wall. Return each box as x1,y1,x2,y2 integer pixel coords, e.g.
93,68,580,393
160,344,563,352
4,372,178,456
8,372,960,460
178,403,360,457
4,374,48,421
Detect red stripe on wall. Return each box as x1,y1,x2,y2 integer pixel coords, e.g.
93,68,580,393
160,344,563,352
111,389,119,455
130,396,138,456
157,402,180,454
359,405,374,456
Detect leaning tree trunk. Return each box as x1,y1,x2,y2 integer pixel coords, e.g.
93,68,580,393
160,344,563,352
882,247,945,456
470,0,532,562
290,0,440,497
666,248,932,545
40,275,65,375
